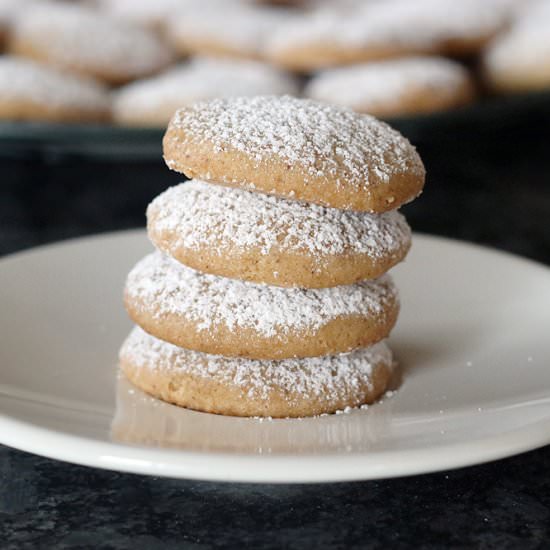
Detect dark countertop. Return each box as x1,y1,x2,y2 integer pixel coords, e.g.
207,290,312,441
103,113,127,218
1,102,550,549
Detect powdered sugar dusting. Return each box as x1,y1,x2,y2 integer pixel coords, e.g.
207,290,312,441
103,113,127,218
121,326,393,401
125,251,398,337
167,95,424,187
305,56,471,111
148,180,411,259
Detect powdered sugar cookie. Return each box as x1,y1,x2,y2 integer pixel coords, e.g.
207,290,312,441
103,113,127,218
10,4,174,85
266,0,507,72
483,12,550,93
113,57,299,127
147,180,411,287
124,251,399,359
167,3,291,60
119,326,395,417
0,56,110,122
265,9,412,72
97,0,186,31
377,0,509,57
305,57,475,118
163,96,425,213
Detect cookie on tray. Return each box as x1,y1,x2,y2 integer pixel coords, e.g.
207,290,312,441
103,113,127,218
124,251,399,359
166,3,291,60
113,57,299,127
147,180,411,287
305,56,475,118
163,95,425,212
9,4,174,85
119,326,395,418
96,0,183,31
266,0,508,72
482,14,550,94
0,56,110,123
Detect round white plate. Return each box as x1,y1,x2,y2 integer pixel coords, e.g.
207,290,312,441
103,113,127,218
1,231,549,483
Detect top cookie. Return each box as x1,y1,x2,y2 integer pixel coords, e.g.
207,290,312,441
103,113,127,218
163,95,425,212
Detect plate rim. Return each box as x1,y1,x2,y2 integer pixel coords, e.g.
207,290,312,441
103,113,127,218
1,410,549,483
1,230,550,483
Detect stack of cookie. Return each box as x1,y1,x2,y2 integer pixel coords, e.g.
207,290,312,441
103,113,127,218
120,95,425,418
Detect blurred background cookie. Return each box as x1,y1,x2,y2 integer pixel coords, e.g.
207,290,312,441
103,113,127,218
9,3,174,85
0,0,547,129
305,56,475,118
96,0,187,32
266,0,510,73
0,56,110,123
483,1,550,94
167,2,292,60
113,56,299,127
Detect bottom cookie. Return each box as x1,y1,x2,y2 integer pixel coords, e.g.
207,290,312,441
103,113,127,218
119,326,395,418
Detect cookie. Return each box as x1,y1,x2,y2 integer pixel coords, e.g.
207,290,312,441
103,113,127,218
124,251,399,359
482,15,550,93
97,0,183,31
9,4,174,85
0,56,111,123
305,57,475,118
265,9,415,72
147,180,411,287
119,326,395,417
166,4,291,60
113,57,299,127
163,96,425,213
266,0,507,72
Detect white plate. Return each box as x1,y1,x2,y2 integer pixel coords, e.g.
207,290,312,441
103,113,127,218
1,230,549,483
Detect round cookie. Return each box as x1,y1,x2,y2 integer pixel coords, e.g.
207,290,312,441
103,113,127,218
147,180,411,288
113,57,299,127
9,4,174,85
265,9,420,72
166,4,291,60
265,0,508,72
97,0,185,31
163,95,425,213
124,251,399,359
119,326,395,418
380,0,509,57
0,56,111,123
305,57,475,118
482,16,550,94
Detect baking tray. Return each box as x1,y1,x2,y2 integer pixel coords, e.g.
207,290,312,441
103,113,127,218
1,91,549,161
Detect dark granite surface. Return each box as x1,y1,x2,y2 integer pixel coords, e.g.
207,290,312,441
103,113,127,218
1,103,550,548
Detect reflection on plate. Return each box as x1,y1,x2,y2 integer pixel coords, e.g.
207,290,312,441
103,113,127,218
111,374,395,454
0,230,549,483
